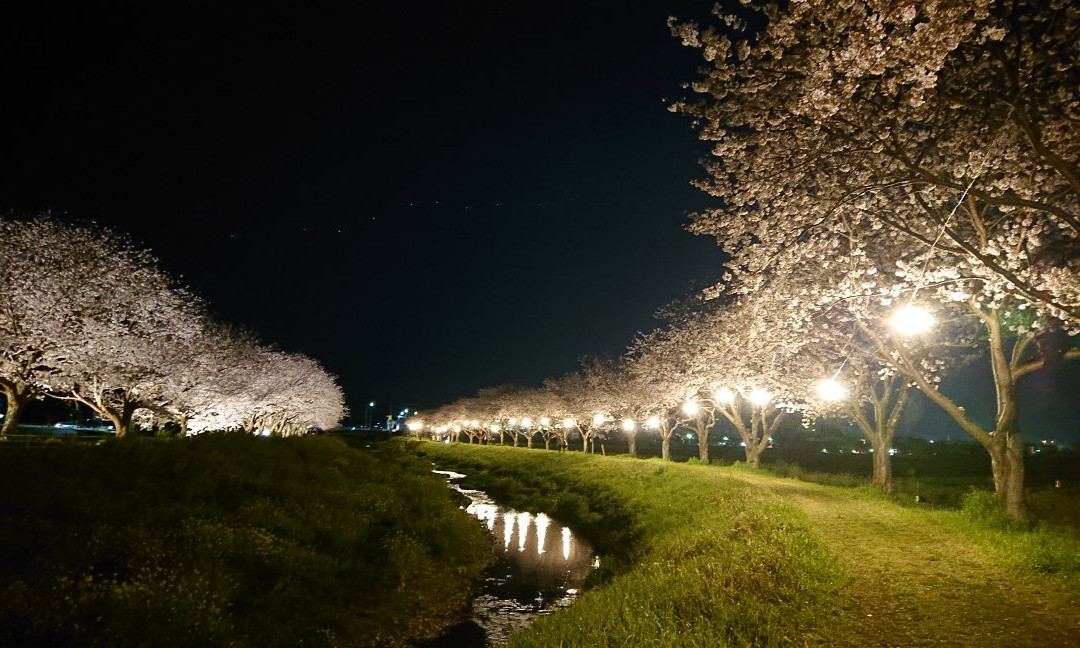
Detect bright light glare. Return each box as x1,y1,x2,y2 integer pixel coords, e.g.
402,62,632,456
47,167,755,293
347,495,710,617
622,419,636,432
521,417,533,427
682,401,699,416
890,305,934,336
489,424,500,432
748,388,771,406
562,418,575,428
540,417,551,426
817,379,849,401
508,417,517,425
406,421,423,432
592,414,606,426
452,424,462,432
715,387,735,403
646,415,661,429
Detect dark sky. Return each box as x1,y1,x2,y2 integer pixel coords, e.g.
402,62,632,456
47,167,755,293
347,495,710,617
0,1,722,418
2,2,1077,442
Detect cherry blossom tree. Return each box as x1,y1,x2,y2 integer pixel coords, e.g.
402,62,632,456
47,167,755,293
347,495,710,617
672,0,1080,329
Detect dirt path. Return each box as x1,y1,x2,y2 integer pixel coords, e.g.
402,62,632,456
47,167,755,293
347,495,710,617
726,472,1080,647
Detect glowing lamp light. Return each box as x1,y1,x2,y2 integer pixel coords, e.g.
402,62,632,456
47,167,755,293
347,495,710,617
489,423,500,433
452,424,462,433
562,418,576,428
646,415,661,429
715,387,735,404
748,388,771,406
508,417,517,425
682,401,699,416
406,421,423,432
817,379,849,401
592,414,606,426
622,419,636,432
521,417,533,428
540,417,551,426
890,305,934,336
472,420,480,427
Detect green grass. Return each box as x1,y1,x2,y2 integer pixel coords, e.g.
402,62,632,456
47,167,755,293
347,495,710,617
411,441,845,647
0,434,493,647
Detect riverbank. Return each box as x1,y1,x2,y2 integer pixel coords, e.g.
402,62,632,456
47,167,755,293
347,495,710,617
0,435,493,646
412,441,1080,647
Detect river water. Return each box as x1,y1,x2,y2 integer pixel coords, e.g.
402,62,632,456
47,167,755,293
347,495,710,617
422,470,596,647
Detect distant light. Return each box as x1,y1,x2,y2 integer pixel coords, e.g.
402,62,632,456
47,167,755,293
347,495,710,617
562,418,575,428
748,388,771,406
715,387,735,404
540,417,551,426
682,401,699,416
368,401,375,407
817,379,848,401
592,414,606,426
622,419,636,432
646,415,661,429
890,305,934,336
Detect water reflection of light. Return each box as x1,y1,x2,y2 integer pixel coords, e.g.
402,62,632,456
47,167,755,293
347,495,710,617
517,512,532,552
503,512,515,550
535,513,550,555
562,526,571,561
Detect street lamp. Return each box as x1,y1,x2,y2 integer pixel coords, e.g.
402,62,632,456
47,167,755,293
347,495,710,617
365,401,375,429
715,387,735,404
622,419,636,432
748,388,771,406
540,417,551,427
646,415,661,429
682,401,699,416
890,305,934,336
521,417,533,428
817,379,848,401
562,418,575,429
592,414,606,426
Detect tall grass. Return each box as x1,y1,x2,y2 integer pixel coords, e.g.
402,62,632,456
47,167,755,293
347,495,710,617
0,435,493,647
413,441,844,647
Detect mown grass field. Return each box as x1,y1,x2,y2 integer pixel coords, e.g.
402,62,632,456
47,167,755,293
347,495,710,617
413,441,1080,647
0,435,493,647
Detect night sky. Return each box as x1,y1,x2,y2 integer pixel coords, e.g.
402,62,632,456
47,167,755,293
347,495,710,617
2,2,1077,440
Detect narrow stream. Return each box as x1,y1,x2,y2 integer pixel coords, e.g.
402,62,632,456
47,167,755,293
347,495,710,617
422,470,596,647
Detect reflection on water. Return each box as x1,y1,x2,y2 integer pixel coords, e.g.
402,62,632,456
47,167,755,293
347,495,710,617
424,470,595,647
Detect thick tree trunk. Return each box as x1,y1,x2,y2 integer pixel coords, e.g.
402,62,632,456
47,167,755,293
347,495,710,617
627,433,637,458
179,413,189,437
512,433,519,447
872,442,893,492
744,445,761,470
1,388,31,436
697,424,709,462
544,437,552,450
661,435,671,461
990,438,1026,519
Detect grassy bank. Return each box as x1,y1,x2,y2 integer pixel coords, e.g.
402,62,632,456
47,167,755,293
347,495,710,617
412,441,845,647
0,435,493,647
412,441,1080,647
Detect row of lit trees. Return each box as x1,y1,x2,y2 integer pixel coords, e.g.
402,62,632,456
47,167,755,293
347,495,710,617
416,0,1078,520
0,217,346,437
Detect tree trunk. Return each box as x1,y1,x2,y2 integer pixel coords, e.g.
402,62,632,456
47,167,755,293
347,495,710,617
661,435,671,461
627,433,637,458
744,445,761,470
990,438,1026,519
697,424,709,462
1,388,31,436
582,432,589,452
179,413,189,437
872,442,893,492
544,437,552,450
512,433,519,447
526,434,533,448
110,401,138,438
